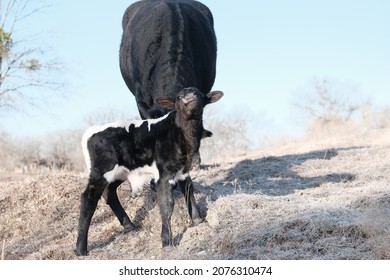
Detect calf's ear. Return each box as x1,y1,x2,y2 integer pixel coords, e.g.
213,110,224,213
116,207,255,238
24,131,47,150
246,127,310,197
155,97,176,109
206,91,224,105
202,128,213,138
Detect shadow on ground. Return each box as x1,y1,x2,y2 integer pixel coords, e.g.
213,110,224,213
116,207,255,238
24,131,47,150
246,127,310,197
196,147,360,198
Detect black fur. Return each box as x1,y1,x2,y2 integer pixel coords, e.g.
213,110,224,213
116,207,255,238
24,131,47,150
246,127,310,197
119,0,217,119
75,88,223,256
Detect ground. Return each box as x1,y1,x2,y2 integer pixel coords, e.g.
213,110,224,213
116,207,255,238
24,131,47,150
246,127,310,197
1,127,389,260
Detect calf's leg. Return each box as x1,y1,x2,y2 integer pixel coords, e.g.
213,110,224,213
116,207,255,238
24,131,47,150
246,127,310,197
102,180,135,231
178,177,202,225
157,178,174,247
76,179,105,256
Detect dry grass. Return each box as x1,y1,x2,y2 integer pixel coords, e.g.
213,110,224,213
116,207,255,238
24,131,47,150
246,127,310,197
1,127,390,260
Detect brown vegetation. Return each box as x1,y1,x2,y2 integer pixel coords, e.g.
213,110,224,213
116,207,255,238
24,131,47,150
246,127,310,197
1,123,389,259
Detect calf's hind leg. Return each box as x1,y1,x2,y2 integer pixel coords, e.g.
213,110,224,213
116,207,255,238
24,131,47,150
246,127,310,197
76,179,105,256
102,180,135,231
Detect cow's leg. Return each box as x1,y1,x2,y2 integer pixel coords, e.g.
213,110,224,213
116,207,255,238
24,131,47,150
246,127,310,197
102,180,135,231
192,152,202,170
178,177,203,225
134,93,151,119
190,128,213,169
76,178,105,256
136,102,150,119
157,177,174,247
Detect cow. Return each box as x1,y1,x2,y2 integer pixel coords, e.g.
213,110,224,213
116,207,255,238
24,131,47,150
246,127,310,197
119,0,218,166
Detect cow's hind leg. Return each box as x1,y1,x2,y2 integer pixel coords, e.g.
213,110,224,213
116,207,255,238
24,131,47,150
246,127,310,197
178,177,203,225
102,180,135,231
76,178,105,256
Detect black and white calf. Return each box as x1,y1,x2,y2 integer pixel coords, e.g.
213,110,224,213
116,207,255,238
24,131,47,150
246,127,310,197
76,87,223,256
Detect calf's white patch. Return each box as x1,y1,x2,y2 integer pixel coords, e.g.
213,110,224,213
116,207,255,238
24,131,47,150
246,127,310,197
103,161,159,194
169,172,189,185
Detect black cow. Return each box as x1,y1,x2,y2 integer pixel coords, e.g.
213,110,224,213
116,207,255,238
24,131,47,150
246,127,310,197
119,0,217,120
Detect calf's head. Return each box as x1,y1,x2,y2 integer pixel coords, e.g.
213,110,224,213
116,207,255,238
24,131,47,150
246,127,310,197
155,87,223,169
155,87,223,122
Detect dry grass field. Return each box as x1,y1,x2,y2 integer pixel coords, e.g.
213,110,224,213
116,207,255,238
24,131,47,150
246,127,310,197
1,126,389,260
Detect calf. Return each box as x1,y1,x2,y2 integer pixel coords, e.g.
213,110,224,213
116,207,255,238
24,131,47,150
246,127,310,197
76,87,223,256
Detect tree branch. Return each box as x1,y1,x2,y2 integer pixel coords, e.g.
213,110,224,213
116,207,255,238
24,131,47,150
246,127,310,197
0,0,64,112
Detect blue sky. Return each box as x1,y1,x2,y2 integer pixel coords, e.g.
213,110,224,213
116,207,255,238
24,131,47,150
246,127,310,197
1,0,389,138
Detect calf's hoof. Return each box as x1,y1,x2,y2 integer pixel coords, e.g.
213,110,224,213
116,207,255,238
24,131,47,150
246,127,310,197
75,248,88,256
123,223,136,232
123,219,136,232
161,238,174,248
192,217,203,226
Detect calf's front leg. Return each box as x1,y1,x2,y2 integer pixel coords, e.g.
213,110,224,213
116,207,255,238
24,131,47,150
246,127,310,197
157,177,174,247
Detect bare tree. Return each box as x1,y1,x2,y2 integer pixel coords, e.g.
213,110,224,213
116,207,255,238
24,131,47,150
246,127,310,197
0,0,62,111
293,78,360,123
43,129,85,171
291,77,378,139
0,131,16,170
201,109,268,162
84,108,138,127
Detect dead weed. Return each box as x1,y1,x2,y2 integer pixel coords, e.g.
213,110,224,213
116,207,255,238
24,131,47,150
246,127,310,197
1,128,390,259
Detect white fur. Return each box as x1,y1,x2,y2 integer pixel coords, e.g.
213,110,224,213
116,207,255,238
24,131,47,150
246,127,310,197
169,172,189,185
103,161,159,194
103,164,130,183
147,113,170,130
